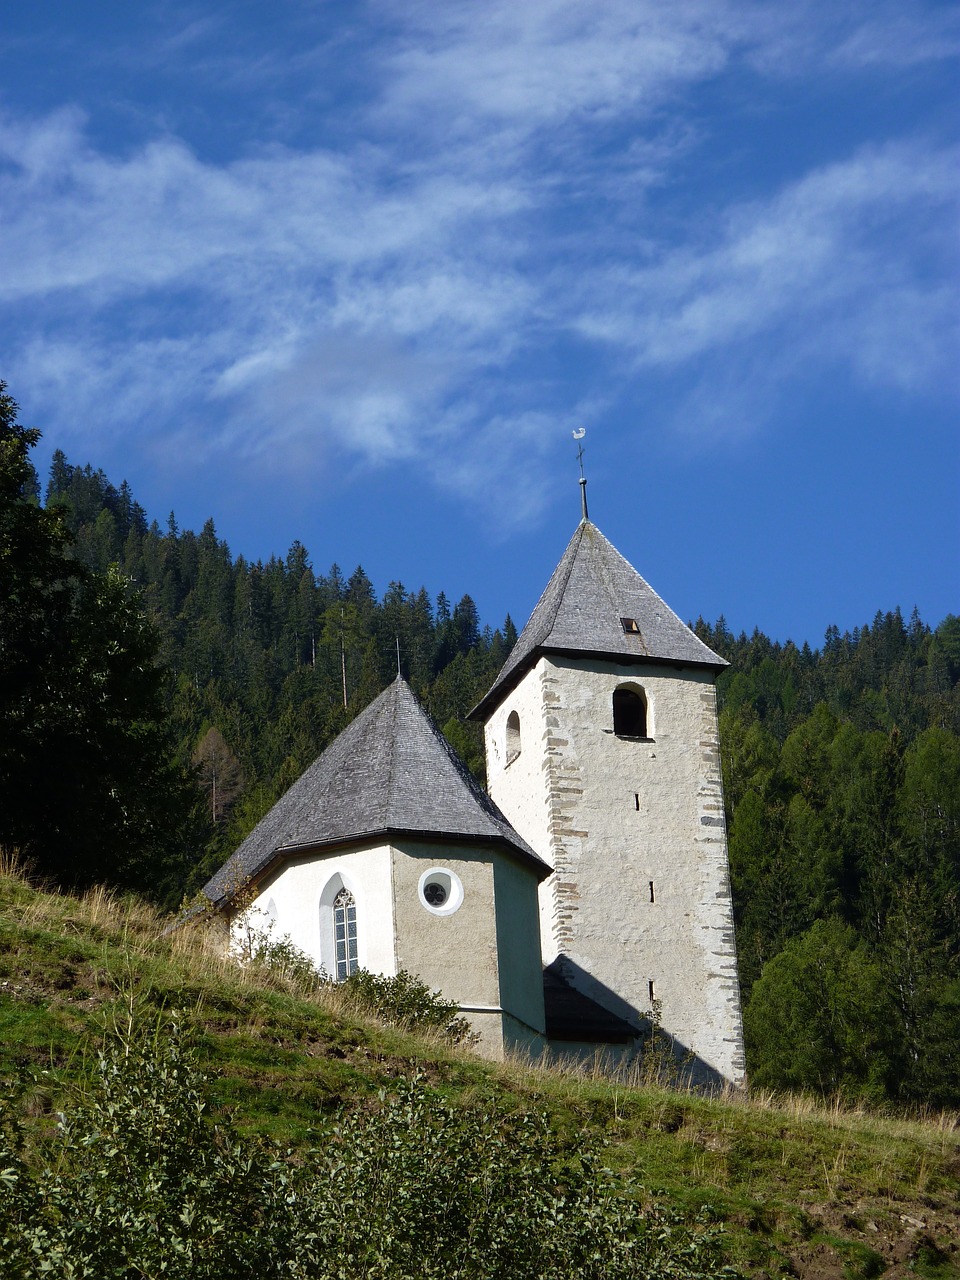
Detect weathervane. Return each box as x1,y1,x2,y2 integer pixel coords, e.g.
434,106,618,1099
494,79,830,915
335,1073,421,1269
573,427,589,521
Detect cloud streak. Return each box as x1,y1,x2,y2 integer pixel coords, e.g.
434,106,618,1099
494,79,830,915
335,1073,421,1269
0,1,956,528
574,141,957,367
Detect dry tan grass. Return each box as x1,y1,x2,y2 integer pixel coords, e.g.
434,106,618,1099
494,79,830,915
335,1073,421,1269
732,1083,960,1144
500,1029,960,1160
0,855,357,1019
0,847,25,879
2,853,958,1160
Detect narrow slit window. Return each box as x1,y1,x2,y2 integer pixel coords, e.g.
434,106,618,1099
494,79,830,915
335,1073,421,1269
649,880,655,903
648,979,656,1003
505,710,521,764
634,792,640,811
613,686,647,738
333,887,359,981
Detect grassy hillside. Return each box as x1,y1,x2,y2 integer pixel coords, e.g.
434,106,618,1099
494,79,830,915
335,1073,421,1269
1,860,957,1280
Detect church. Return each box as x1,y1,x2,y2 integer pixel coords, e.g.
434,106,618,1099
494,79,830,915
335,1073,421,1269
203,512,745,1086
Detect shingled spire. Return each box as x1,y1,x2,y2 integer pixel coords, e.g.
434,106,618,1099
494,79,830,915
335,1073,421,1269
471,521,726,719
204,676,548,906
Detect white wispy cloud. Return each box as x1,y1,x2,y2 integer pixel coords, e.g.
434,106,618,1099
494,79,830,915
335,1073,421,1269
375,0,733,131
572,141,958,405
0,1,956,528
741,0,960,75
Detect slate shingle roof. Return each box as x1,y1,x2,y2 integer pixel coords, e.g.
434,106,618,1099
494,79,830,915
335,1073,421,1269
203,677,550,906
471,520,727,718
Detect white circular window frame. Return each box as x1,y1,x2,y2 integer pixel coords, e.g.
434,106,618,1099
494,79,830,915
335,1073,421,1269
417,867,465,917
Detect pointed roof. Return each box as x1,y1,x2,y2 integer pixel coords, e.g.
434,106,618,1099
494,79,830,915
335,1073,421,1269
203,677,549,906
471,520,726,719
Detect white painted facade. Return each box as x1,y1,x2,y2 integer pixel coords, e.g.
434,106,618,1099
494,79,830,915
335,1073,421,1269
232,842,397,978
483,654,745,1085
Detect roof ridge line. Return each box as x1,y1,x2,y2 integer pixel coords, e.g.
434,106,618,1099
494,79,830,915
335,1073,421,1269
468,520,726,720
385,677,403,818
590,525,623,625
537,520,584,640
525,521,583,642
201,674,551,905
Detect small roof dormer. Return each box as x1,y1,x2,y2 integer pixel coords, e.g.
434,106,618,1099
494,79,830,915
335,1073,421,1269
471,521,727,720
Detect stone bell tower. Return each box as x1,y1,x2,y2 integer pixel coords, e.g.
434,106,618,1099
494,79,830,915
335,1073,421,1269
471,517,745,1086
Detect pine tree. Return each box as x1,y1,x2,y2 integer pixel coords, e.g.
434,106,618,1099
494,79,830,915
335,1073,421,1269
0,383,202,901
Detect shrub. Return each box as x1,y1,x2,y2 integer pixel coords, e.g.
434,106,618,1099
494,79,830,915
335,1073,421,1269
0,1019,319,1279
248,930,329,992
343,967,476,1043
226,894,329,993
314,1071,737,1279
0,1020,738,1279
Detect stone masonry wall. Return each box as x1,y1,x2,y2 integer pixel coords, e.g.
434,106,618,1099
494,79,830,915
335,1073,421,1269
485,654,745,1085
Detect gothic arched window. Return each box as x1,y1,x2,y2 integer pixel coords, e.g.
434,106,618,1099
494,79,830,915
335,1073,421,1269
333,887,359,981
613,686,648,738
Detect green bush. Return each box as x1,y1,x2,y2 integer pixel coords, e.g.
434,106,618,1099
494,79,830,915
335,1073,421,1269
343,966,476,1043
0,1020,738,1279
236,910,476,1045
248,929,329,992
315,1071,736,1279
0,1020,318,1279
227,897,330,994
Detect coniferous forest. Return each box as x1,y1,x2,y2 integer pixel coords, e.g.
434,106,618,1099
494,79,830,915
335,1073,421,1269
2,383,958,1108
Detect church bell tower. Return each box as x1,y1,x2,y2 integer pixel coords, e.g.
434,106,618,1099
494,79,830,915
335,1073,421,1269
471,517,745,1086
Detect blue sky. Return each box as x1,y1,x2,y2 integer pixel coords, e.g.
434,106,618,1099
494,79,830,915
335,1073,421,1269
1,2,957,644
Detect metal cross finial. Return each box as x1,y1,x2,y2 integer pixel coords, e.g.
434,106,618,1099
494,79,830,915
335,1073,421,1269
396,636,402,679
572,427,589,521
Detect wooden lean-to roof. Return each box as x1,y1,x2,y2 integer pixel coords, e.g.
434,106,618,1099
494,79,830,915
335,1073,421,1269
203,676,550,907
542,961,640,1044
471,520,727,719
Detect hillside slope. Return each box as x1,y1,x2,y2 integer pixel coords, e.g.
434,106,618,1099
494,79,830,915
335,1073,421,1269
0,863,957,1279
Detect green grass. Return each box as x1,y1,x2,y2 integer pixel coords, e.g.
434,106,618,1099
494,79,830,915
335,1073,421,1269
1,861,957,1278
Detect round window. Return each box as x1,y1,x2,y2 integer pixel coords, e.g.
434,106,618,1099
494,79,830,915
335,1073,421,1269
418,868,464,916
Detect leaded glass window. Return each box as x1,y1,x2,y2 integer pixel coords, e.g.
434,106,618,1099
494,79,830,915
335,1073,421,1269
333,887,358,981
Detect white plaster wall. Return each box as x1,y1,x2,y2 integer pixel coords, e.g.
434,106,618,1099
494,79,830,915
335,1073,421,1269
484,671,555,953
455,1010,512,1058
233,843,396,978
485,655,744,1086
391,841,502,1010
229,837,547,1062
492,854,546,1036
390,840,546,1058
